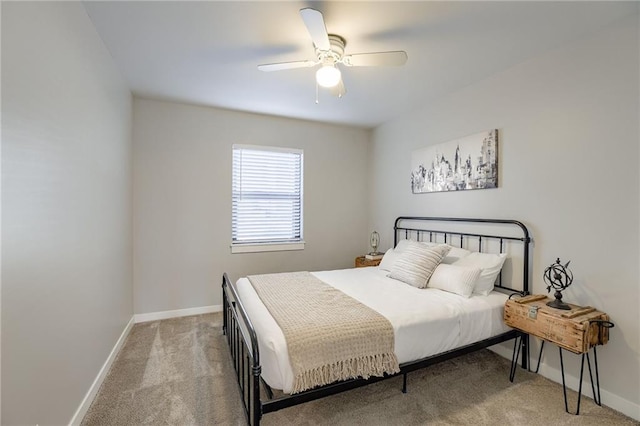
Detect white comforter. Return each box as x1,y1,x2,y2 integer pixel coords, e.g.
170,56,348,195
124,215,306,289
235,267,509,393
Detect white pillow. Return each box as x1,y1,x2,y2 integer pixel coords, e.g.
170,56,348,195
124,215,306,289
388,241,451,288
394,239,413,253
420,242,472,264
378,248,400,271
453,252,508,295
428,264,482,298
442,246,471,264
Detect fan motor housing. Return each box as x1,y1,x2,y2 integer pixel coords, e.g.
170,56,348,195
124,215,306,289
317,34,346,63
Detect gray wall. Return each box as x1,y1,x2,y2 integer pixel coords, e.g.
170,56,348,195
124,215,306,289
1,2,133,424
369,14,640,416
133,98,371,314
2,1,638,423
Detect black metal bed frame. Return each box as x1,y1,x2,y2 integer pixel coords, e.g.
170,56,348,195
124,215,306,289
222,217,532,425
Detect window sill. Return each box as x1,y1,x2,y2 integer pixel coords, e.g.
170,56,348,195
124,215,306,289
230,242,305,254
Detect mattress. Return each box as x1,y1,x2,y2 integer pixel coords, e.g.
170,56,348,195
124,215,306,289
234,266,510,393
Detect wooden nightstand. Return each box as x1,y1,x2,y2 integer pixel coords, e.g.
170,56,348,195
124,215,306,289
355,256,382,268
505,294,614,414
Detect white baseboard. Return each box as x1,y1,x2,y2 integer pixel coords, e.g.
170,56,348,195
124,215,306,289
69,316,135,426
490,344,640,421
134,304,222,323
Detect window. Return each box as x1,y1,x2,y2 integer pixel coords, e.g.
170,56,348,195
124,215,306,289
231,145,304,253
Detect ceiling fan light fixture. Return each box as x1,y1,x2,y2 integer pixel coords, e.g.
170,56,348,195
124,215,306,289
316,65,341,88
257,8,407,100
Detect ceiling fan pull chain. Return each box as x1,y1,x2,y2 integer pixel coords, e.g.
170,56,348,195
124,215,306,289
315,82,319,104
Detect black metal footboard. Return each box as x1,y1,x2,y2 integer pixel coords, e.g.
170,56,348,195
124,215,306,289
222,272,261,425
222,217,532,425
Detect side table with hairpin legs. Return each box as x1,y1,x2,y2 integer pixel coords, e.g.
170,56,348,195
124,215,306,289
504,294,614,415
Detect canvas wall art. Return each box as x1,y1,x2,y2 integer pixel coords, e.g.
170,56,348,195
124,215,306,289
411,129,498,193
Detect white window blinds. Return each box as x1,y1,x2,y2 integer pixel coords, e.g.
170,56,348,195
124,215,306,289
232,145,303,247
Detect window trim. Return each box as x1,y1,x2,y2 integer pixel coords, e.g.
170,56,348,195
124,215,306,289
230,241,305,254
231,144,304,254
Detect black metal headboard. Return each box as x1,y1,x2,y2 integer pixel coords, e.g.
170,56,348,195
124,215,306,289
394,216,531,295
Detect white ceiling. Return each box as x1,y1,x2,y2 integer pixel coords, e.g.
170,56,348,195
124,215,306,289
83,1,637,129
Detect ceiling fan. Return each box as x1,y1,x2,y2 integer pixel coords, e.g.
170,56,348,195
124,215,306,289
258,8,408,99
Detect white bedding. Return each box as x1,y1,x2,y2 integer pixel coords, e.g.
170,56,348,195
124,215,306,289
234,267,510,393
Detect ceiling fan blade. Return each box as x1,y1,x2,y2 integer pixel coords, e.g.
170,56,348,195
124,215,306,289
258,60,316,72
329,78,346,98
300,8,330,51
343,51,408,67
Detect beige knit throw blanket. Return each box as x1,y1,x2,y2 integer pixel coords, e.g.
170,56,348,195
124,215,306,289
248,271,400,394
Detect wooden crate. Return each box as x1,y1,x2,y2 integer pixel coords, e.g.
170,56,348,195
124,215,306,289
504,295,610,354
355,256,382,268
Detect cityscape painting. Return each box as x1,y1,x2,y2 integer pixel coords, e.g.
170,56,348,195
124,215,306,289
411,129,498,193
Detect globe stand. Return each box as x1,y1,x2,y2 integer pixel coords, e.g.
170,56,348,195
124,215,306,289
544,257,574,311
547,290,571,310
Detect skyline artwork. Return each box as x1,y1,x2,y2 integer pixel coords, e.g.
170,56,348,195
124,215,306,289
411,129,499,194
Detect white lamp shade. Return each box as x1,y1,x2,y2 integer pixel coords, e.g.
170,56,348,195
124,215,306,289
316,65,341,88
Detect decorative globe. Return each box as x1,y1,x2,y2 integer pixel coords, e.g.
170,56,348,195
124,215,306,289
543,258,573,310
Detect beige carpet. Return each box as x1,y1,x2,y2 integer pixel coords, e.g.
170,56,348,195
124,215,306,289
82,313,638,425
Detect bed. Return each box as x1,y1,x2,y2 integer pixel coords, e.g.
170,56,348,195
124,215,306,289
222,217,532,425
